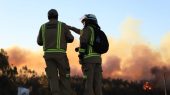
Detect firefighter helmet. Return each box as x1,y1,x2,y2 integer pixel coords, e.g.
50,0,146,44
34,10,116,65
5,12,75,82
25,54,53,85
81,14,97,23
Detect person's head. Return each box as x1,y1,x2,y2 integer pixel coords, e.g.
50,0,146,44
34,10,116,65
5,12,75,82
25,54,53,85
81,14,98,26
48,9,58,20
81,14,100,28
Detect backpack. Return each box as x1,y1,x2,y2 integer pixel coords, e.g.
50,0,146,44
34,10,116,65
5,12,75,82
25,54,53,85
91,28,109,54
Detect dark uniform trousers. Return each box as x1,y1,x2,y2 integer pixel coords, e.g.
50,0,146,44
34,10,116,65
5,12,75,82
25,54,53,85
44,54,73,95
82,63,103,95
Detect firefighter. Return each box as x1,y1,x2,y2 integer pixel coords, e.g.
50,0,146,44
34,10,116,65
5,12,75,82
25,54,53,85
68,14,103,95
37,9,74,95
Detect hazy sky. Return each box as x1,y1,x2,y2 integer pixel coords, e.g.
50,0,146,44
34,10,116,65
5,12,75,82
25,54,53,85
0,0,170,49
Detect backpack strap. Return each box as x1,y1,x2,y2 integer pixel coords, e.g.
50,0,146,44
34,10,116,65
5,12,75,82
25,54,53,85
84,26,100,59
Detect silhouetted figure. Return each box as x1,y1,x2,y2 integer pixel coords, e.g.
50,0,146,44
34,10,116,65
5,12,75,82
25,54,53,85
68,14,103,95
37,9,74,95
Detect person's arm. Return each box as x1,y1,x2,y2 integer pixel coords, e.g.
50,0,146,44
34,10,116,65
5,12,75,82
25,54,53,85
67,25,82,35
64,23,74,43
37,25,43,46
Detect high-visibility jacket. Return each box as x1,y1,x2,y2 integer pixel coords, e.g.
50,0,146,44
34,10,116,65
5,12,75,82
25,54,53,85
37,20,74,54
68,25,101,64
80,26,101,64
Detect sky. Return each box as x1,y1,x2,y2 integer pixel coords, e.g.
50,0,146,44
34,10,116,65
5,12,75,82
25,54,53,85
0,0,170,49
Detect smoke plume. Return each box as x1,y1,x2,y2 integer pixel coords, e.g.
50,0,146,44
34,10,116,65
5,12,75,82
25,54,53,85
4,17,170,82
101,17,170,81
7,46,45,74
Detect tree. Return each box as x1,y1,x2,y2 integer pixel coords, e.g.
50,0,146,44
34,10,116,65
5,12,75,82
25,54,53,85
0,48,18,77
0,49,9,74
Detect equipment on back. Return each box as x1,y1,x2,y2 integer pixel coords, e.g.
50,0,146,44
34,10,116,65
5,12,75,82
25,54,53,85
81,14,108,54
90,28,109,54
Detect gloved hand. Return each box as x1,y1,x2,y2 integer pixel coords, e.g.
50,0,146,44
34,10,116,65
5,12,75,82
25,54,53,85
75,47,79,52
78,52,85,60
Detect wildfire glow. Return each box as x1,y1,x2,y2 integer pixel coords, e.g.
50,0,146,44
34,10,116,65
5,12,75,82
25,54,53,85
143,82,152,91
4,17,170,81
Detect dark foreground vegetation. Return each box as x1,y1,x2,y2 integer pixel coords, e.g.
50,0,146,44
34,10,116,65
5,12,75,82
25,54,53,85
0,49,169,95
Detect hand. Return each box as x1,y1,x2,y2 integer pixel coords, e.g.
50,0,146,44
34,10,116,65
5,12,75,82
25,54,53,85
75,47,79,52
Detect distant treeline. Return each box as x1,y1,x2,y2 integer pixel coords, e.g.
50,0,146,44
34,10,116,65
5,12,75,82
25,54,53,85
0,49,169,95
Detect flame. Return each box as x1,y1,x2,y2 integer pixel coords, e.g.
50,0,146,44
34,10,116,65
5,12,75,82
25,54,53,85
143,82,152,91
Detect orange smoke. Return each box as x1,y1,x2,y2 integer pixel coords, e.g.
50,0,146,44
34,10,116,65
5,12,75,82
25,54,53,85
103,56,121,77
6,40,82,76
7,46,45,74
67,40,82,76
5,17,170,81
6,39,170,81
102,17,170,80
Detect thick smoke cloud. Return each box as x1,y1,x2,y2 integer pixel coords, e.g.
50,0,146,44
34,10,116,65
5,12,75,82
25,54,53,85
103,56,121,78
5,17,170,82
102,17,170,81
7,46,45,74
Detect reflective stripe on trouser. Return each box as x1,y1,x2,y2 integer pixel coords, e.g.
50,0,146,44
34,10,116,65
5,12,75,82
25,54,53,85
44,54,73,95
82,63,103,95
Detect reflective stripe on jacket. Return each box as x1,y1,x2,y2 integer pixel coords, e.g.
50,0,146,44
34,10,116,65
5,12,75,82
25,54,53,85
41,22,66,53
37,20,74,54
80,26,101,63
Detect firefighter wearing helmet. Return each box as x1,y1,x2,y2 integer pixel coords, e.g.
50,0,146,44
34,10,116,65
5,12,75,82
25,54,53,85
37,9,74,95
68,14,103,95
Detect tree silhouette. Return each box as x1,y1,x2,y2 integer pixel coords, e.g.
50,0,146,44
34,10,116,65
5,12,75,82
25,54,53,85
0,49,9,74
0,48,169,95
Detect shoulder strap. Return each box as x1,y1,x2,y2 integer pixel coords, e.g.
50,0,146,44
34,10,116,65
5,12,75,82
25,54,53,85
88,26,95,54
